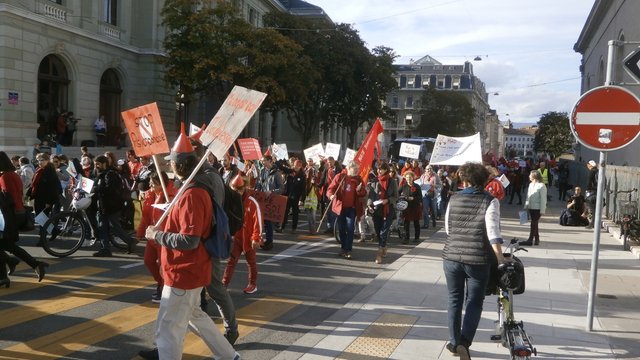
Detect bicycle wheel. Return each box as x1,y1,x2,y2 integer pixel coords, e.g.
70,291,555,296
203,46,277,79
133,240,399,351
40,211,87,257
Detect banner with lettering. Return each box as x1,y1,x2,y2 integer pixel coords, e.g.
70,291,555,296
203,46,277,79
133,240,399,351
121,102,170,157
429,133,483,165
271,143,289,160
199,86,268,160
237,138,262,160
246,190,288,223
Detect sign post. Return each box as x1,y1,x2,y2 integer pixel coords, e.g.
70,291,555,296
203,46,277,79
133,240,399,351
576,41,640,331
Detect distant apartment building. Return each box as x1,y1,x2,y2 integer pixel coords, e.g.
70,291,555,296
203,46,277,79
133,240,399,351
574,0,640,166
383,55,500,156
503,127,536,159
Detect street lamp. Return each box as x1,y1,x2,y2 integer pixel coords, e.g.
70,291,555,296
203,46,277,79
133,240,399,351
175,87,186,129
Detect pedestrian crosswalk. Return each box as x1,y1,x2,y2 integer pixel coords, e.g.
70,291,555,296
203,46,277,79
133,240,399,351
0,264,301,360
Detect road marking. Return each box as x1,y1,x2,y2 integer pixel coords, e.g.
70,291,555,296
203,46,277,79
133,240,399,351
0,265,102,298
182,296,302,358
121,262,145,269
0,273,152,330
0,302,159,359
260,239,335,264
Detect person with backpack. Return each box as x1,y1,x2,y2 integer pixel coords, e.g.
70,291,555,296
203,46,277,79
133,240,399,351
138,126,239,360
222,174,263,294
92,155,136,257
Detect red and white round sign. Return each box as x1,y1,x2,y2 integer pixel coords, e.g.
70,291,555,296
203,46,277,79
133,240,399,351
570,85,640,151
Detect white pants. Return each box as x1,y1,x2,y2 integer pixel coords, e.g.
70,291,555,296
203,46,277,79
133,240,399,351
155,285,237,360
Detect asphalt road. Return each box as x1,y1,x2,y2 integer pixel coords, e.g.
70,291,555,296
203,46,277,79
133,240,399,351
0,219,436,360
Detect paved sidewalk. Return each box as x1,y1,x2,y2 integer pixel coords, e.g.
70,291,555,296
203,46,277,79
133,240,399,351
276,196,640,359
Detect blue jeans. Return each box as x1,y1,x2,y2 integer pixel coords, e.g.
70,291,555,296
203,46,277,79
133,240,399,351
422,195,437,227
337,207,356,252
326,209,336,231
98,210,132,251
443,259,490,347
264,220,274,245
373,213,393,248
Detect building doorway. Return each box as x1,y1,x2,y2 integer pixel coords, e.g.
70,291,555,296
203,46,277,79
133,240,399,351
99,69,122,147
37,55,69,142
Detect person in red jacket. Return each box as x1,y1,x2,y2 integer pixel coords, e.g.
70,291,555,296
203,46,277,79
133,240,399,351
222,175,263,294
137,171,176,303
327,161,367,259
139,125,238,360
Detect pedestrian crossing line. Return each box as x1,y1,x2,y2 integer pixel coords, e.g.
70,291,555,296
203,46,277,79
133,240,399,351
0,272,152,331
181,296,303,359
0,266,104,298
0,301,160,359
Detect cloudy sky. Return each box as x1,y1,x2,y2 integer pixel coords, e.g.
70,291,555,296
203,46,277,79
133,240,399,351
310,0,595,125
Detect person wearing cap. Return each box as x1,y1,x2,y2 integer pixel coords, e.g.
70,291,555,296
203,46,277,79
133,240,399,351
222,175,263,294
327,161,366,259
279,159,306,233
92,155,136,257
138,125,239,360
256,154,283,251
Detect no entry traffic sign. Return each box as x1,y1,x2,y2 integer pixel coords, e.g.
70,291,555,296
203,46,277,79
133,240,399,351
570,85,640,151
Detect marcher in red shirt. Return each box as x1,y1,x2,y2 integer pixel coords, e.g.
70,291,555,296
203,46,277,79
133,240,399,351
139,125,238,360
327,161,366,259
222,175,263,294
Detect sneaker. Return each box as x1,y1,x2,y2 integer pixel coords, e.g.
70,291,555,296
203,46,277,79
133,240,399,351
345,252,353,260
138,348,159,360
92,249,112,257
243,284,257,294
224,329,240,345
151,285,162,303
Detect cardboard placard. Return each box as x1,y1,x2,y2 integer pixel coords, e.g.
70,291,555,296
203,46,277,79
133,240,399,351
324,142,341,159
342,148,356,166
246,189,288,223
304,143,325,164
399,142,421,159
237,138,262,160
271,143,289,160
121,102,170,157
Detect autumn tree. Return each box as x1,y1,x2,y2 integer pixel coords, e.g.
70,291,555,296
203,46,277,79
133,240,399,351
533,111,573,158
415,88,476,138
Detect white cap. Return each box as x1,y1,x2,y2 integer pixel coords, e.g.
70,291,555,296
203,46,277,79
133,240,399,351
588,160,596,167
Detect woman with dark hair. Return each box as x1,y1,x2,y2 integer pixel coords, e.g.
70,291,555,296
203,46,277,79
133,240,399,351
0,151,49,286
442,162,506,359
30,152,62,216
367,162,398,264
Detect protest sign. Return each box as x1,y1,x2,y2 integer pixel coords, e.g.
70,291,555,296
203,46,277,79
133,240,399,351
66,161,78,178
304,143,325,163
342,148,356,166
79,176,94,194
199,86,268,160
246,190,288,223
121,102,170,157
271,143,289,160
235,158,246,172
324,143,341,159
237,138,262,160
399,142,421,159
429,133,482,165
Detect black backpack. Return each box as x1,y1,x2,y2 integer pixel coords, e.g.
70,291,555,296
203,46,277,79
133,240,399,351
224,184,244,235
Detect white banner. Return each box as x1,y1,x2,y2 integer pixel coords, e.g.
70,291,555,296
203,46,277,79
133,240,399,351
304,143,325,163
199,86,268,159
324,142,341,160
79,176,95,194
271,143,289,160
429,133,483,165
342,148,356,166
399,142,421,159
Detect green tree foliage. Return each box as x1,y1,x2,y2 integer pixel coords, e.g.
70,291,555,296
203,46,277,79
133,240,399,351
533,111,573,158
160,1,252,105
415,88,476,138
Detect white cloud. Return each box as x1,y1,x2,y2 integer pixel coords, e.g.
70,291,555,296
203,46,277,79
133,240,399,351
310,0,594,124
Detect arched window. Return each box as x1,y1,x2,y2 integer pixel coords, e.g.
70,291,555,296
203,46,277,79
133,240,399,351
99,69,122,146
37,55,69,140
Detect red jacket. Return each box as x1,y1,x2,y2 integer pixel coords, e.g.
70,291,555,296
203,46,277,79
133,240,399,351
136,182,177,239
233,192,262,252
0,171,25,212
326,171,366,217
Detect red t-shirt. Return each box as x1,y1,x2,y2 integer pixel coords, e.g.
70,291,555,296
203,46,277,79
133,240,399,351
160,187,212,289
341,177,358,209
0,171,25,212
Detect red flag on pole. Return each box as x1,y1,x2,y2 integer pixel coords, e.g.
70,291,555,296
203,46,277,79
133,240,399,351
354,118,384,180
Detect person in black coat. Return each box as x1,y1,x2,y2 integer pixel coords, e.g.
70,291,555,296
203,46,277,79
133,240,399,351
279,160,307,233
29,152,62,215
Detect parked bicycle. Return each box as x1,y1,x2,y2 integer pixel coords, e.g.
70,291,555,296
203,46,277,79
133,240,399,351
490,238,537,359
39,189,128,257
612,188,639,251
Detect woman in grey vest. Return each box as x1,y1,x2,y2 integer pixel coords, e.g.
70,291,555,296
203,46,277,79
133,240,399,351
442,162,506,359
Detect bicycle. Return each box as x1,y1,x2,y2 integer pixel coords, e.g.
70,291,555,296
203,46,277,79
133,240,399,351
39,189,128,257
490,238,537,359
612,188,638,251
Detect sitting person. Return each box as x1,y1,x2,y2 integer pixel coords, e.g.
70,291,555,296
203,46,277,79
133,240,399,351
560,186,589,226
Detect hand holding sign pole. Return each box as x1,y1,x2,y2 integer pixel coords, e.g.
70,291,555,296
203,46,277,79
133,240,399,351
154,86,267,227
